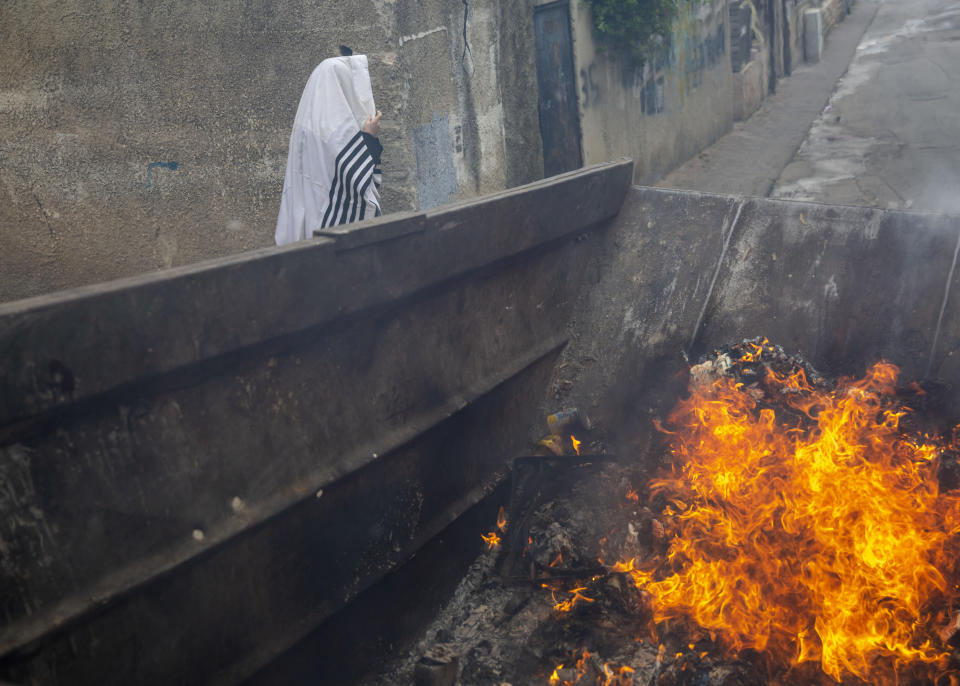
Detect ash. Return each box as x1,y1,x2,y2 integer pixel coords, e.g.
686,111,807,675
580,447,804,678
360,459,765,686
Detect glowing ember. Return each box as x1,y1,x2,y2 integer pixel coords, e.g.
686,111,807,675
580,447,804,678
625,486,639,503
545,650,634,685
619,345,960,683
602,663,634,685
497,505,508,532
571,435,582,455
481,531,500,549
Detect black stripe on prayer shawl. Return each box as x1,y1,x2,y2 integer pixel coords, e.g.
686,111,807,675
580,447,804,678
347,137,379,223
322,135,364,228
332,150,365,226
362,165,382,219
331,152,359,226
321,132,365,228
335,150,372,226
328,137,376,227
357,164,378,221
348,159,375,223
320,138,356,228
350,150,376,218
322,132,362,220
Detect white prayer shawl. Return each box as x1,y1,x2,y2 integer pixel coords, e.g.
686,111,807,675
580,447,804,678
275,55,382,246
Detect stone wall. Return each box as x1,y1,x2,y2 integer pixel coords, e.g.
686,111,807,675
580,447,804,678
0,0,543,303
570,0,735,185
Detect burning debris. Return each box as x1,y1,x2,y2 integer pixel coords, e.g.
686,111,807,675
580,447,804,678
364,338,960,686
642,338,960,684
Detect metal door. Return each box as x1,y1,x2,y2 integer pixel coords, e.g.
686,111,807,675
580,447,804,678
534,1,583,177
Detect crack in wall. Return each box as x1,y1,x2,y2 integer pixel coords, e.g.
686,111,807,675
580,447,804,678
30,183,53,238
461,0,474,72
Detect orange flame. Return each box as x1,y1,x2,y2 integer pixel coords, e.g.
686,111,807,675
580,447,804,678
497,505,507,532
738,336,769,363
481,531,500,549
628,360,960,683
553,586,595,613
544,649,635,686
571,435,582,455
625,486,640,503
599,662,635,686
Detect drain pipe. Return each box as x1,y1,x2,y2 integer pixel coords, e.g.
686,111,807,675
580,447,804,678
925,225,960,379
688,198,746,355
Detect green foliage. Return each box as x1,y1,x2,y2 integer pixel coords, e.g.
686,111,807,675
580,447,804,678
582,0,679,66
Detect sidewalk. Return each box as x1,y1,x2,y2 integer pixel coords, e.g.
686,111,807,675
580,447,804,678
656,0,878,197
772,0,960,211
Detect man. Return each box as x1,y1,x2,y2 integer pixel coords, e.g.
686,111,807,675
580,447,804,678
275,51,383,246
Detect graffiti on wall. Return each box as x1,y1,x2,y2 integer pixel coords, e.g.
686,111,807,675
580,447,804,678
580,63,601,108
145,161,179,190
580,8,727,117
682,23,726,90
413,112,458,210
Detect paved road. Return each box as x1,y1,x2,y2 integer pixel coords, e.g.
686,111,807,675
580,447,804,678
657,0,878,196
772,0,960,211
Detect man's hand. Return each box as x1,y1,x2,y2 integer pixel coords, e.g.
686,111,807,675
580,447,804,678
362,111,383,137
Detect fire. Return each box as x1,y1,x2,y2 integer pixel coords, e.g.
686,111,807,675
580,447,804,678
546,650,634,685
625,353,960,682
625,486,639,503
481,531,500,549
481,507,507,549
552,586,594,612
602,663,634,685
738,336,768,363
571,435,582,455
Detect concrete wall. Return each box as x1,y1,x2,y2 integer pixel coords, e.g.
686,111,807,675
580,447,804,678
5,158,960,684
395,0,544,208
733,43,771,120
570,0,735,185
0,161,632,686
785,0,821,69
730,0,840,120
0,0,544,303
821,0,849,36
727,0,771,120
551,186,960,457
790,0,847,65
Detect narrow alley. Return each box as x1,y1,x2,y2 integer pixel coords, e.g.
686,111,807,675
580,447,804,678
661,0,960,214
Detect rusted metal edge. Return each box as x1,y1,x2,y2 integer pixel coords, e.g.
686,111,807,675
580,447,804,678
0,333,570,661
